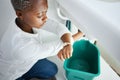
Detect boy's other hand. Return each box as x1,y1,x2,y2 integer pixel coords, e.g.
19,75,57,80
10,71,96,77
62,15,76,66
57,44,73,61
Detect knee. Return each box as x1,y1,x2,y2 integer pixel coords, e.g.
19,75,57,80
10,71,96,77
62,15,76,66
29,59,58,79
44,62,58,78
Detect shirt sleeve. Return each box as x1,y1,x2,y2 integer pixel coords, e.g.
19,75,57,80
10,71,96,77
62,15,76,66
13,36,63,61
41,19,71,38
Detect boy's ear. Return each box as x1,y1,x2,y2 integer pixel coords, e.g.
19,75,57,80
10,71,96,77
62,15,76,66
16,10,23,20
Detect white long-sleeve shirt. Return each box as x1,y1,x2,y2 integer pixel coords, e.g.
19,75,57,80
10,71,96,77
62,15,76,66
0,18,71,80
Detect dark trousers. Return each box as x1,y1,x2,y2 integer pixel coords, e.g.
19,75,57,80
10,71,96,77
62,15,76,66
16,59,58,80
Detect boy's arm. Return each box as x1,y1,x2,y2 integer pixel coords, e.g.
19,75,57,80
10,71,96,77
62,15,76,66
57,33,73,60
42,19,74,60
41,19,71,38
61,33,73,43
72,30,84,41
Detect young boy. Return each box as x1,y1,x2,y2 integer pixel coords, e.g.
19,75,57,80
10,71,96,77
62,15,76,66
0,0,74,80
0,0,72,80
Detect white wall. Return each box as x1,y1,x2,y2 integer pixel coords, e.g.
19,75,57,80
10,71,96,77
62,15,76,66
0,0,16,40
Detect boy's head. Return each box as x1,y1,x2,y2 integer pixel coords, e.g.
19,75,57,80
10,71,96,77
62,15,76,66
11,0,48,28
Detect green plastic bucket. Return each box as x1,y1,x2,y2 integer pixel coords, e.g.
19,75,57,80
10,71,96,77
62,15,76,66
64,40,100,80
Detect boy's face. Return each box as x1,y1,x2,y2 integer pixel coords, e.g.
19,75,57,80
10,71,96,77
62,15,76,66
18,0,48,28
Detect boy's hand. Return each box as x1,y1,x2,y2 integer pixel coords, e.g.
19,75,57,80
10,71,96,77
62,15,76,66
57,44,73,61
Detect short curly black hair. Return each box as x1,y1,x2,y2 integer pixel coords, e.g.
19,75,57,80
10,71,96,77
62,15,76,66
11,0,32,11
